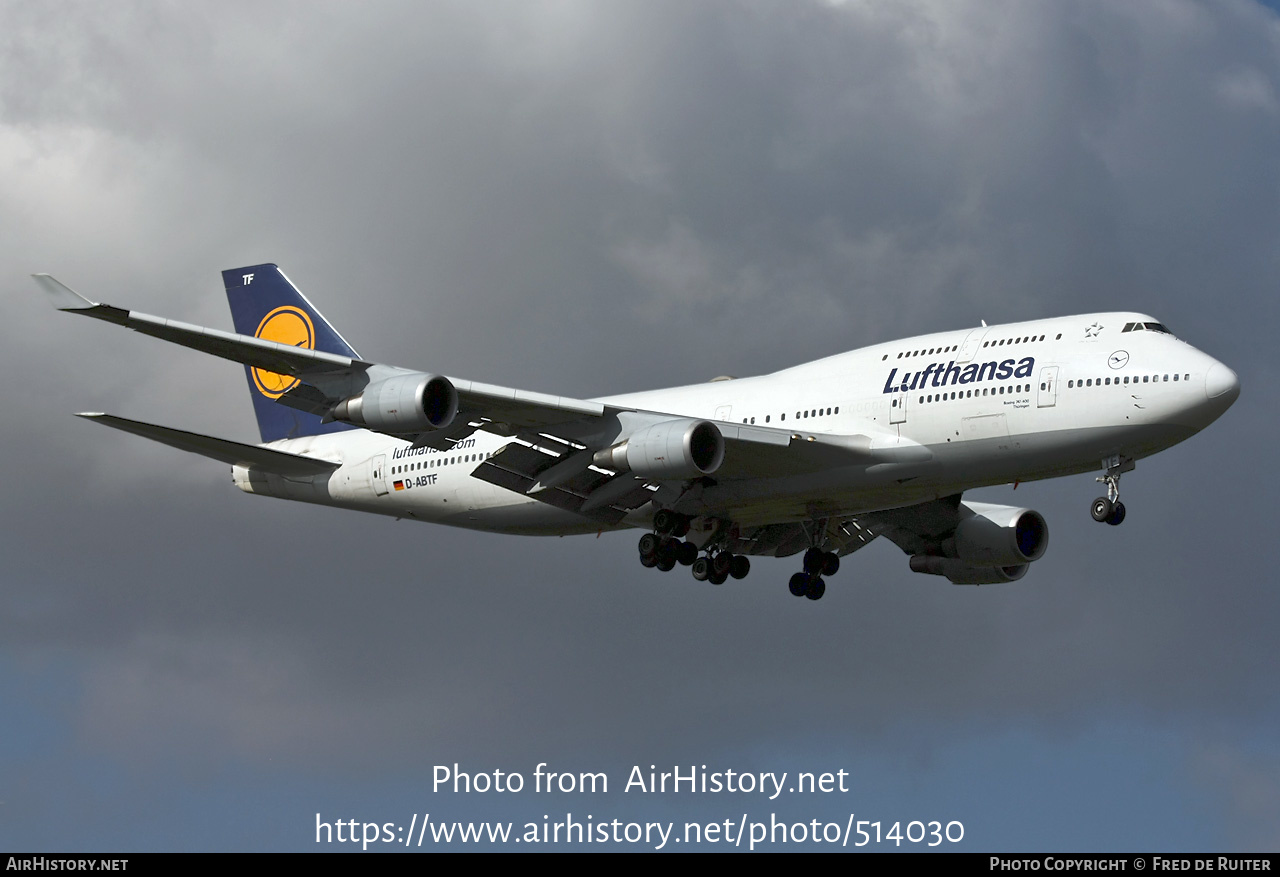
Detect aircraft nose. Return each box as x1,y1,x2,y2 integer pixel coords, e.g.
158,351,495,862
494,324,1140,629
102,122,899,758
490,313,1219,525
1205,361,1240,403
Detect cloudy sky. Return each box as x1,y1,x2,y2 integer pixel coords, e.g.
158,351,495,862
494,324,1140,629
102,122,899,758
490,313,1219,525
2,0,1278,852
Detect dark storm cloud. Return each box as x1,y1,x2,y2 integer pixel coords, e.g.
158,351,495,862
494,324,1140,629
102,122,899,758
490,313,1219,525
2,0,1278,849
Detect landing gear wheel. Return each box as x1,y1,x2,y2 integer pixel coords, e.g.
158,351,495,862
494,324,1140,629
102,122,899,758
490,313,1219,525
729,555,751,580
677,541,699,566
712,552,733,578
656,555,677,572
640,553,658,568
803,547,826,575
638,533,661,557
691,557,711,581
1091,497,1113,523
1106,501,1126,526
822,552,840,576
789,573,809,597
805,577,826,601
708,568,728,586
652,510,690,537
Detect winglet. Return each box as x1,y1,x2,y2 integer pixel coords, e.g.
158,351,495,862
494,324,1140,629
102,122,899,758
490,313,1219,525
32,274,99,310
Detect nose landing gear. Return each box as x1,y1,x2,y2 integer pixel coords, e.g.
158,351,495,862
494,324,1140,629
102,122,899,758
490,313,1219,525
1091,456,1133,526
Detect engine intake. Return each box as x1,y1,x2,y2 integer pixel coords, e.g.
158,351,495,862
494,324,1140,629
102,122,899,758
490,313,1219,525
331,374,458,434
593,419,724,479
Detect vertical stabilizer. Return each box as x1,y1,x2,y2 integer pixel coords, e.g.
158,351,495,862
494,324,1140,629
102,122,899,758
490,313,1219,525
223,264,358,443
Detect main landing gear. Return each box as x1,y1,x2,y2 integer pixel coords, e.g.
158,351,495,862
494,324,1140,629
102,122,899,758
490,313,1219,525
638,511,843,600
1090,456,1133,527
637,511,750,586
788,546,840,601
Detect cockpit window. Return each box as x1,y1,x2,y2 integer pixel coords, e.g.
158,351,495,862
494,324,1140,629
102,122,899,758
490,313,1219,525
1122,321,1175,336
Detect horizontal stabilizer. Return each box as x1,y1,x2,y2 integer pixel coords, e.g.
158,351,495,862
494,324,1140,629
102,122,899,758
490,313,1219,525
77,413,341,476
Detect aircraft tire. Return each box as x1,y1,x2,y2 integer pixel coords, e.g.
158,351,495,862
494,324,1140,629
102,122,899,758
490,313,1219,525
1091,497,1113,522
653,509,677,535
822,552,840,576
729,555,750,579
806,577,826,601
803,547,826,575
656,555,677,572
640,553,658,568
1107,501,1126,526
692,557,711,581
708,568,728,585
678,541,699,566
788,573,809,597
712,552,733,578
638,533,661,557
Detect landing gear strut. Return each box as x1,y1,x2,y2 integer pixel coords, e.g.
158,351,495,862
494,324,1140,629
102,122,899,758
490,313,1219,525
1091,456,1133,527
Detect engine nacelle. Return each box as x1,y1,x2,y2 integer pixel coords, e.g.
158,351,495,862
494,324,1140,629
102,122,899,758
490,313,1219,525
950,503,1048,567
593,419,724,479
909,556,1029,585
331,373,458,434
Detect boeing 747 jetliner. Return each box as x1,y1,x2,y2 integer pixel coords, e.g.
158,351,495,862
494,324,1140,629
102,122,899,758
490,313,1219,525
34,265,1239,600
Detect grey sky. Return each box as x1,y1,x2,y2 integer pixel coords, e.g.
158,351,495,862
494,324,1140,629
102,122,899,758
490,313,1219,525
2,0,1277,851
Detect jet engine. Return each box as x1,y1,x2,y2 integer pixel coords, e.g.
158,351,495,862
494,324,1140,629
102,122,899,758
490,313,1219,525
907,502,1048,585
593,419,725,479
330,373,458,434
950,503,1048,566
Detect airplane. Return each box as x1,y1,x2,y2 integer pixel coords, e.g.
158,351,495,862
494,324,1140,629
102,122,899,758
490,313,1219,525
32,264,1239,600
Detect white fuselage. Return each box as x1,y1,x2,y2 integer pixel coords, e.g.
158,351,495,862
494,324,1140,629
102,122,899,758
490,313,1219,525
234,313,1237,535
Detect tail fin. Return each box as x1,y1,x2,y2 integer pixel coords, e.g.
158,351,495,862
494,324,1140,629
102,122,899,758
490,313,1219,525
223,264,358,443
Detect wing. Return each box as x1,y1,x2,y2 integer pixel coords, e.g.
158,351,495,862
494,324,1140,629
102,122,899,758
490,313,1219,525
34,271,929,520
